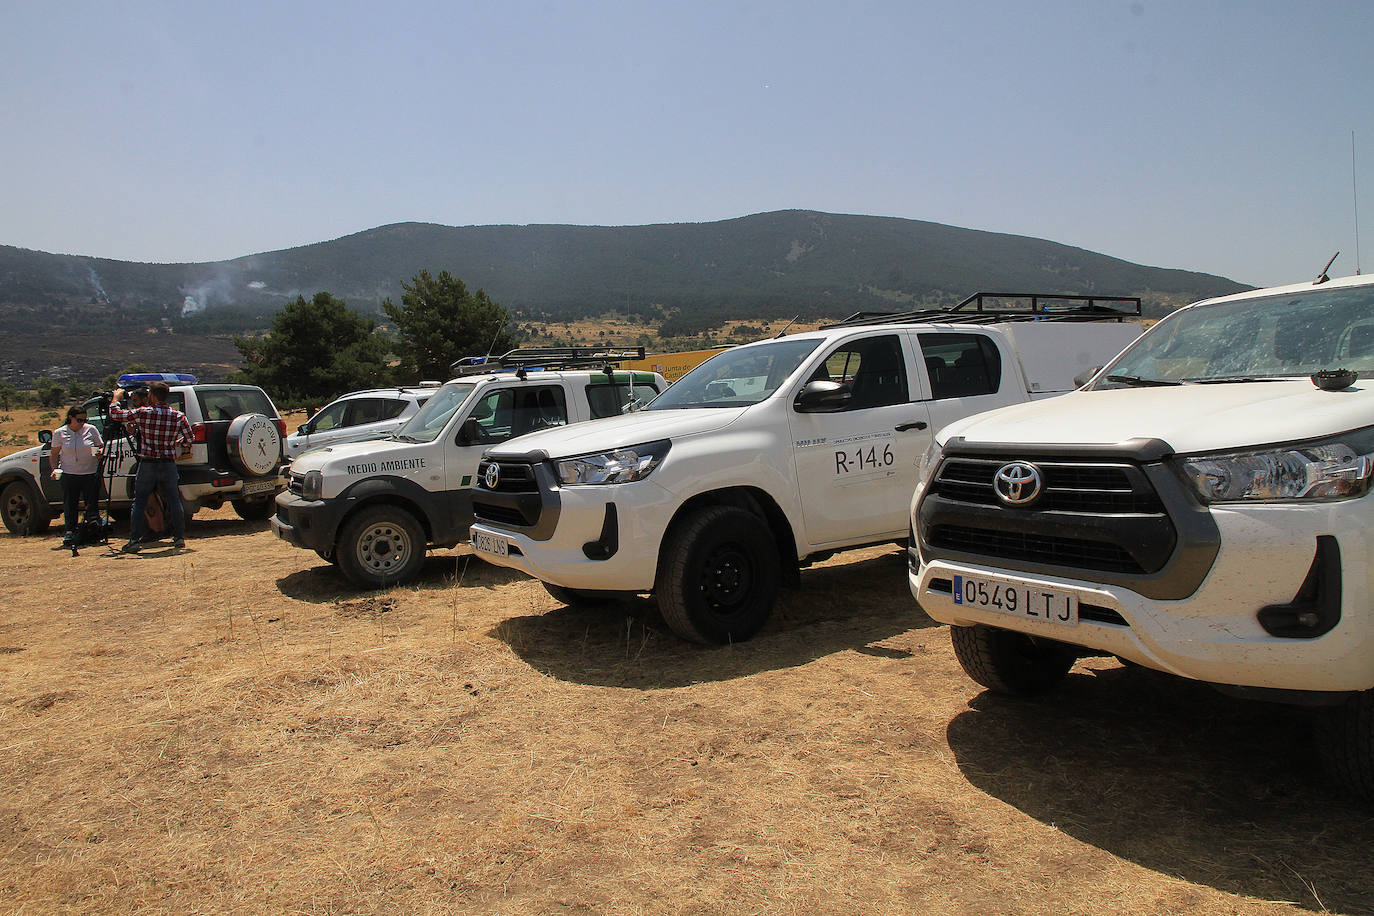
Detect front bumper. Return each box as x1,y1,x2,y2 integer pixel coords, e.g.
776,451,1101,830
272,491,349,553
470,479,679,592
913,500,1374,693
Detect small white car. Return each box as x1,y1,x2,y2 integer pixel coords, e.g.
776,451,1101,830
284,384,442,459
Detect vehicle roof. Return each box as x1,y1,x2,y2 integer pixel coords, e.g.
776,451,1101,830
1189,271,1374,309
448,368,664,383
323,385,442,400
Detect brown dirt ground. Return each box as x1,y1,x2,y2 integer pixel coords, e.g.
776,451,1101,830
2,497,1371,914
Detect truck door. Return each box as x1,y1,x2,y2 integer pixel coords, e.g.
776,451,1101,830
916,331,1021,432
444,382,571,493
788,332,932,546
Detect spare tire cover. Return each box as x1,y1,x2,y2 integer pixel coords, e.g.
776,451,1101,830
226,413,282,477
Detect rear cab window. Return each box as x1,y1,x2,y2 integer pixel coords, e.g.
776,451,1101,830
918,333,1002,399
586,372,663,418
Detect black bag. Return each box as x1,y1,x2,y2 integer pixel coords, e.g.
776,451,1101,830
73,516,114,547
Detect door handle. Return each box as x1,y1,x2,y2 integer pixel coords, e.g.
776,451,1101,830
895,421,928,431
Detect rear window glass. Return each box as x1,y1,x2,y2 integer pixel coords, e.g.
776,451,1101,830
586,382,662,418
194,386,276,421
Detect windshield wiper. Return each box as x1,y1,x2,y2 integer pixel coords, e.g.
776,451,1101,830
1190,376,1285,384
1103,374,1184,387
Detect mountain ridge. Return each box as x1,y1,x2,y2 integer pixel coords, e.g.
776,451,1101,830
0,209,1250,381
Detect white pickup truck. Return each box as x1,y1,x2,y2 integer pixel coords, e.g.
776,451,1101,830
469,295,1143,643
909,272,1374,798
272,349,665,588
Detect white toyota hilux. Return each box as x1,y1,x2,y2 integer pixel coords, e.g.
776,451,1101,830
470,297,1142,644
909,272,1374,798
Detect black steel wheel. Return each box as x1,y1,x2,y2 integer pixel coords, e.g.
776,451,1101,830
657,505,780,644
950,624,1076,696
1317,689,1374,801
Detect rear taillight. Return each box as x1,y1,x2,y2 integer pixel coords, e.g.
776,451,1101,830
274,418,287,438
191,423,207,443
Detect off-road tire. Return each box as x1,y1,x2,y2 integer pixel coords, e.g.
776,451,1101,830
232,497,275,521
656,505,780,644
1316,689,1374,801
1,480,50,535
315,549,338,565
337,505,425,588
950,624,1076,696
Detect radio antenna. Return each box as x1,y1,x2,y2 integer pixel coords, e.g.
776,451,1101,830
1354,130,1362,275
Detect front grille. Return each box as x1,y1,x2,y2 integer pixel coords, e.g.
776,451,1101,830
920,452,1177,578
929,524,1144,574
473,459,545,529
931,457,1164,514
477,459,539,493
288,472,304,496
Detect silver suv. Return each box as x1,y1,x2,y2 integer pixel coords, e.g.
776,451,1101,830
284,384,441,460
0,377,288,534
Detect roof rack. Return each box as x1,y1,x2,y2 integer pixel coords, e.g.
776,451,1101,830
822,292,1143,329
450,346,647,377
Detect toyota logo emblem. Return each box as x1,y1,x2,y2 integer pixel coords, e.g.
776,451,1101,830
483,463,500,489
994,461,1043,505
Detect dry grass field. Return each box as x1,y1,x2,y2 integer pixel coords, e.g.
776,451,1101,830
3,492,1372,914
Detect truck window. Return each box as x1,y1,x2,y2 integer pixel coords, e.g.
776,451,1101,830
471,386,568,442
817,335,909,409
648,338,822,409
918,333,1001,399
586,382,661,419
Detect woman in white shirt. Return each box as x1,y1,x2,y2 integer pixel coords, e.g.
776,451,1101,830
50,405,105,546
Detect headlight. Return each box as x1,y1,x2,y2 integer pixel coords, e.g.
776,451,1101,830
1181,428,1374,502
554,440,671,486
301,469,324,500
915,439,944,493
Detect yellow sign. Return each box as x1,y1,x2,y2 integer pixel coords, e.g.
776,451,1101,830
622,347,729,382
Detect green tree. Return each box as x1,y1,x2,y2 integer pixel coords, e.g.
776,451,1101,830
0,382,16,410
231,292,393,405
33,377,65,408
383,270,515,383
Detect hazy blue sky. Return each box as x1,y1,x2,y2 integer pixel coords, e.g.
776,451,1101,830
3,0,1371,287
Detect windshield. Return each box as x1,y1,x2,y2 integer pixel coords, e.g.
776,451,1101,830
393,382,475,441
1096,285,1374,387
646,338,823,409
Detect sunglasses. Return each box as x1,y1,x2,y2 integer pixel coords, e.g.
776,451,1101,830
71,416,87,422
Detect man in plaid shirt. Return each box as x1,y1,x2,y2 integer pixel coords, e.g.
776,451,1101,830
108,381,193,552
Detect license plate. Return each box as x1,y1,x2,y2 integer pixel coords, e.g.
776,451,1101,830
242,478,277,496
473,531,509,558
952,574,1078,626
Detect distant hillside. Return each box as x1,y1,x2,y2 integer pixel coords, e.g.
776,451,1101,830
0,210,1248,381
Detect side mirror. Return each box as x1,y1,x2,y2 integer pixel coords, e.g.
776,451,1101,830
794,380,853,413
38,430,52,446
1073,366,1104,388
456,417,482,446
297,424,310,435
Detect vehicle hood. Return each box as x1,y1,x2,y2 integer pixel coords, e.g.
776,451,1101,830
941,381,1374,454
0,444,43,470
288,436,420,473
486,408,747,459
